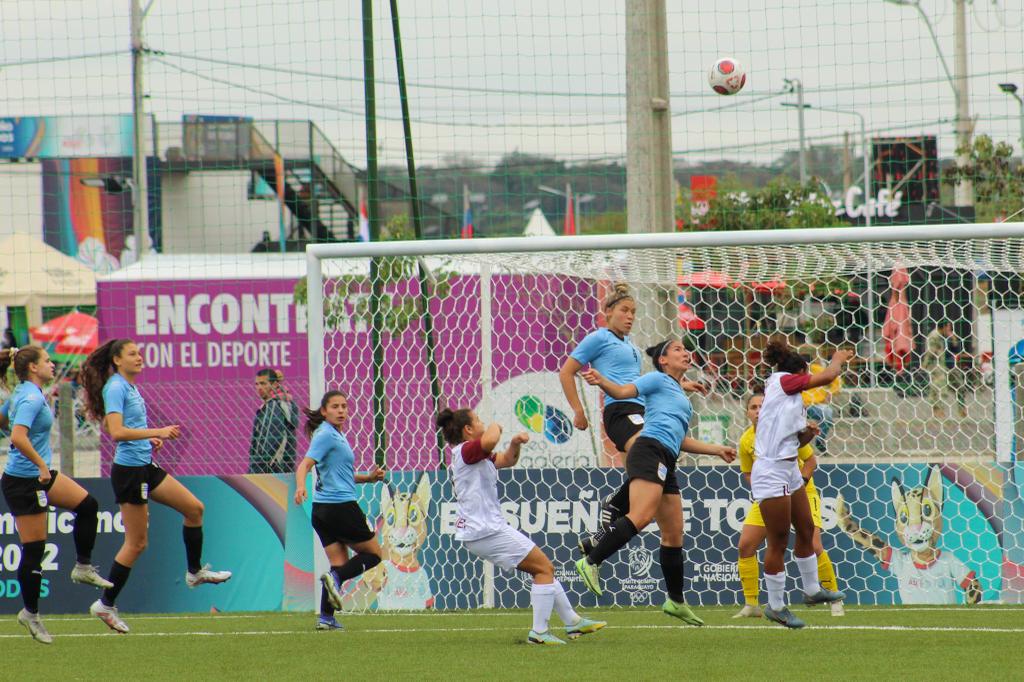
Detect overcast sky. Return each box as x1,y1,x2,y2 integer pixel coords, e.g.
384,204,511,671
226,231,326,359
1,0,1022,168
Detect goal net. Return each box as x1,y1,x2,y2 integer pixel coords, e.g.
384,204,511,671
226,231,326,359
309,223,1024,610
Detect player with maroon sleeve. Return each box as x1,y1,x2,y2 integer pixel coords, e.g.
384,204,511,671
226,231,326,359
754,340,851,628
438,408,606,645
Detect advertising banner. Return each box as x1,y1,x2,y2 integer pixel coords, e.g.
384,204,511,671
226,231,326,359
97,278,309,475
0,474,291,615
0,116,133,159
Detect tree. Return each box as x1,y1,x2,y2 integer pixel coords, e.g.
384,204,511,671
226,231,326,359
701,176,846,231
943,135,1024,223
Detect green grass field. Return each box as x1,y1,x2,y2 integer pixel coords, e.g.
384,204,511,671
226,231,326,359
2,605,1022,681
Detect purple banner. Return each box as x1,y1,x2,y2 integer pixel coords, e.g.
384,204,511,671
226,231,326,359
97,278,308,475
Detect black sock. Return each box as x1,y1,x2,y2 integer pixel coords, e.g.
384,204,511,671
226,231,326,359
18,540,45,614
608,482,631,517
183,526,203,574
660,545,685,604
587,516,638,565
333,553,382,584
321,564,346,617
72,495,100,564
101,561,132,607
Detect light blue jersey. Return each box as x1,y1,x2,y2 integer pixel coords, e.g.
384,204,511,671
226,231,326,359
4,382,54,478
570,328,644,406
306,422,357,503
634,371,692,453
103,374,153,466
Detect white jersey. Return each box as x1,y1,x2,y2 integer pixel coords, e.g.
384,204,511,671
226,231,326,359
884,548,975,604
754,371,808,462
450,439,508,541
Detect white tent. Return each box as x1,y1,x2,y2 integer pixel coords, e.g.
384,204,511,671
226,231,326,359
522,208,557,237
0,234,97,326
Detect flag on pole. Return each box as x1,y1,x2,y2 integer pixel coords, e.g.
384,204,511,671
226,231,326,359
358,188,370,242
461,184,474,238
564,186,576,236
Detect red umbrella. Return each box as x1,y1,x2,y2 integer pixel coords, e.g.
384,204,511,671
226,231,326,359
677,271,735,288
678,303,705,330
30,311,98,344
55,327,99,356
882,267,913,371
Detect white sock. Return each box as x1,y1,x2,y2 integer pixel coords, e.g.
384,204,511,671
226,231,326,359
531,582,557,633
765,571,787,610
551,581,580,626
795,554,822,596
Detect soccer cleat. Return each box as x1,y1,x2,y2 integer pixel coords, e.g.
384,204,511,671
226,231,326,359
316,615,344,631
17,609,54,644
71,563,114,589
803,588,845,606
731,603,763,619
574,558,602,596
90,599,130,634
662,599,704,626
564,617,607,639
186,564,233,588
764,606,806,629
527,630,566,645
831,600,846,617
320,571,343,610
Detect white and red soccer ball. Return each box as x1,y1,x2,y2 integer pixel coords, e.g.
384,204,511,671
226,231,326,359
708,58,746,96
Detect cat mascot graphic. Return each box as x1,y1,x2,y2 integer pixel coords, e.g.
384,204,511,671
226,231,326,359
342,474,435,610
837,465,981,604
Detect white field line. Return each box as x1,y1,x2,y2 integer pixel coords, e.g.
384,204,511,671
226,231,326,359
3,623,1024,640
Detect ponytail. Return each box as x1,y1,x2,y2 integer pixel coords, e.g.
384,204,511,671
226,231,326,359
304,390,347,436
436,407,474,445
80,338,134,421
0,346,47,389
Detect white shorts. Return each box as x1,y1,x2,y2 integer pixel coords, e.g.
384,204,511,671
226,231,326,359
462,525,536,571
750,458,804,502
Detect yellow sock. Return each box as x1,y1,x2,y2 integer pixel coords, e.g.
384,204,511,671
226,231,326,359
817,551,838,592
738,555,759,605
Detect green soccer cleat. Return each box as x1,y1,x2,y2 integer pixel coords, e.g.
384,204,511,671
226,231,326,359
662,598,704,626
764,606,806,629
528,630,566,645
574,558,602,596
565,617,607,639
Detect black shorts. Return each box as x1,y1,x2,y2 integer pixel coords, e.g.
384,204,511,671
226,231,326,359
111,462,168,505
1,470,58,516
625,436,680,495
311,501,375,547
603,401,645,452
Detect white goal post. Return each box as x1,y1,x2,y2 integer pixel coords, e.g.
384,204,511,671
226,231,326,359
305,222,1024,610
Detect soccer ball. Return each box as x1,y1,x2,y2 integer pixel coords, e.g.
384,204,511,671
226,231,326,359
708,58,746,96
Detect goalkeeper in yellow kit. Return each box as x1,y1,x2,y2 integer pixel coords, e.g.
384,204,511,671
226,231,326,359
734,391,845,617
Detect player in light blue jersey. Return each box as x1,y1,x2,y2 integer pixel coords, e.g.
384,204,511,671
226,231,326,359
560,284,706,557
294,390,386,631
574,339,735,626
0,346,113,644
79,339,231,634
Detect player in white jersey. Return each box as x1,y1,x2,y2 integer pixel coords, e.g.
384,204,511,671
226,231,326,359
438,407,606,645
754,340,851,628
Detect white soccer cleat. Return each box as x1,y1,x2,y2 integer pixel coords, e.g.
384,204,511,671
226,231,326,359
90,599,130,634
186,564,233,588
17,608,54,644
71,563,115,589
320,571,343,610
831,600,846,617
732,603,763,619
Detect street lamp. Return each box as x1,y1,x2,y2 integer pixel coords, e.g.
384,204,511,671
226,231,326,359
998,83,1024,151
882,0,972,208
